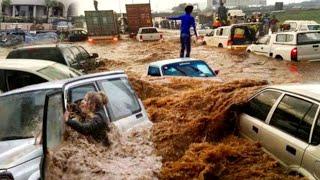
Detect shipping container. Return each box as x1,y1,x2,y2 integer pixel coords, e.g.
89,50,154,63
126,4,153,34
85,10,119,38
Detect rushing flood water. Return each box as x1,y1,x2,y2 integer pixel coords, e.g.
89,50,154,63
0,30,317,179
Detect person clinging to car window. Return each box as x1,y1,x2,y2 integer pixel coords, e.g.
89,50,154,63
167,5,199,58
64,91,110,146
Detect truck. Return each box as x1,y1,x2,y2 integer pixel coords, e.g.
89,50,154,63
126,4,153,35
84,10,119,41
247,30,320,61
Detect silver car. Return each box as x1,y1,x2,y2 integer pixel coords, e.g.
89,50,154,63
0,70,151,180
240,84,320,179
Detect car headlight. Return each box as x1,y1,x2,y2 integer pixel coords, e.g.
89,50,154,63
0,172,14,180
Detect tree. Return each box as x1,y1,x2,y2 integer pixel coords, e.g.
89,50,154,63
1,0,11,15
45,0,58,22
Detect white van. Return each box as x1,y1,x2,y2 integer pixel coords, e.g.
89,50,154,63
204,23,257,49
283,20,320,32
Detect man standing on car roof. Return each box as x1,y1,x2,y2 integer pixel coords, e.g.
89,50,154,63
167,5,198,58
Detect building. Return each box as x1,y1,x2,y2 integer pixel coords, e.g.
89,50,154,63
225,0,267,7
0,0,79,22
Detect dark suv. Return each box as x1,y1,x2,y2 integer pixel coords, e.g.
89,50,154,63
6,44,99,72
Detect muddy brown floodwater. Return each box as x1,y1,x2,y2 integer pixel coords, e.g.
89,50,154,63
0,30,318,179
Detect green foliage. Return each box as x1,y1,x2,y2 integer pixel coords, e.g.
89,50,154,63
273,9,320,23
1,0,11,7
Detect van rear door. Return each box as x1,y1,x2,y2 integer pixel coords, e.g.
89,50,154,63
297,31,320,61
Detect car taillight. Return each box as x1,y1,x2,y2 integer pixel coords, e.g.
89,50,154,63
140,35,143,40
214,70,220,75
291,47,298,61
88,38,94,43
227,39,233,46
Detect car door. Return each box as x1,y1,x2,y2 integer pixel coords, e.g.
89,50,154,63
96,76,149,132
253,35,271,56
240,90,283,142
301,113,320,179
297,32,320,61
262,94,318,169
41,91,65,180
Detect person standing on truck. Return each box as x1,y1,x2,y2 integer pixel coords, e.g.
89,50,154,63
270,15,279,33
64,91,110,146
213,17,222,29
167,5,198,58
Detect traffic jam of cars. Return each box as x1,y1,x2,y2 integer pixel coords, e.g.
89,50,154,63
2,0,320,179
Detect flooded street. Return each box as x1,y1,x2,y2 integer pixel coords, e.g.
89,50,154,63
0,30,319,179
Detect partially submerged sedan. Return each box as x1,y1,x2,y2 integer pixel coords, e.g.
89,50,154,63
147,58,220,79
240,84,320,179
0,71,150,180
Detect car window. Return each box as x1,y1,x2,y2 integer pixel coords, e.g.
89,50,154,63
257,36,270,44
46,93,64,149
69,84,97,103
70,47,82,62
61,47,77,65
276,34,294,43
77,46,90,59
297,32,320,45
148,66,161,76
7,48,66,65
0,90,52,141
5,70,47,91
270,95,318,142
311,114,320,145
98,78,141,121
308,25,320,31
244,90,282,121
222,28,230,36
141,28,158,34
38,63,81,80
162,61,215,77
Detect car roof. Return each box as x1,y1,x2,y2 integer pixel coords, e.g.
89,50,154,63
268,84,320,102
276,30,320,35
0,59,55,71
284,20,318,24
140,27,156,29
149,58,204,67
12,44,70,50
0,70,125,97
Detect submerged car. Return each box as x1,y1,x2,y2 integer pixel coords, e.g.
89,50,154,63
0,59,82,93
240,84,320,179
6,44,99,72
136,27,163,42
0,70,150,180
147,58,220,78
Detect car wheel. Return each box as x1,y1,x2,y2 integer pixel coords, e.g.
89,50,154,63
247,49,251,53
275,55,283,61
218,44,223,48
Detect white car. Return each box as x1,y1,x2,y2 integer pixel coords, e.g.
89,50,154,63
147,58,220,79
283,20,320,32
240,84,320,179
204,23,257,50
0,71,151,180
0,59,82,93
136,27,163,41
247,30,320,61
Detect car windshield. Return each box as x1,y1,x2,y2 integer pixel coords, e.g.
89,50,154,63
297,32,320,45
38,63,82,80
141,28,158,33
0,90,51,141
308,25,320,30
162,61,215,77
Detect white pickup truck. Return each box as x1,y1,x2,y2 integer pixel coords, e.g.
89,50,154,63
136,27,163,42
247,30,320,61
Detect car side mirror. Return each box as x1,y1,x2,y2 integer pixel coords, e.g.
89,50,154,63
91,53,99,58
214,70,220,75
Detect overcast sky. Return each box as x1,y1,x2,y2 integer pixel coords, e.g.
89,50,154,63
79,0,308,14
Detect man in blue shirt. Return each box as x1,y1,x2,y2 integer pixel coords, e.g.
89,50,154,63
168,5,198,58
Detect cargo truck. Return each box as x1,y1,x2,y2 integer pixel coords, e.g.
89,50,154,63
126,4,153,36
84,10,119,41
